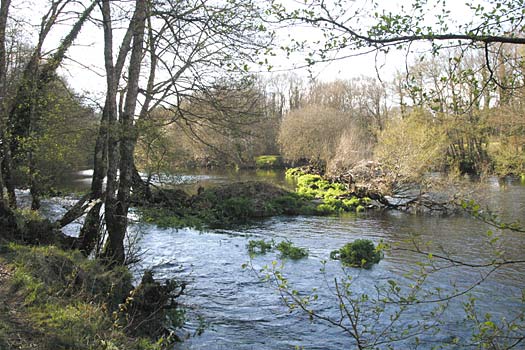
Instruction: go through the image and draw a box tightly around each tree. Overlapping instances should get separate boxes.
[0,0,11,209]
[0,0,96,210]
[271,0,525,54]
[279,104,349,167]
[58,0,273,264]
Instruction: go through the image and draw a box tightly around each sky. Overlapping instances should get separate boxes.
[13,0,479,99]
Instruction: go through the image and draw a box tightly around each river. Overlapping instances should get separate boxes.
[47,169,525,349]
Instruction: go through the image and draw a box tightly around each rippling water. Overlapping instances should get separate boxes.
[47,170,525,349]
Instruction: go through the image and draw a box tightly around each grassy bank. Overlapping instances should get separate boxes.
[0,243,178,350]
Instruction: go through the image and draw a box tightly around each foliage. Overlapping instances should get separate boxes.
[488,141,525,176]
[275,240,309,259]
[296,174,347,200]
[288,168,371,213]
[135,78,281,170]
[247,239,275,255]
[137,182,325,229]
[247,239,308,259]
[137,207,204,230]
[278,105,349,167]
[11,76,97,192]
[285,167,306,178]
[330,239,382,268]
[255,155,283,169]
[375,109,448,180]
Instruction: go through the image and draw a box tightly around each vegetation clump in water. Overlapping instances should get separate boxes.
[137,181,322,229]
[330,239,382,268]
[275,240,309,259]
[136,171,375,229]
[247,239,274,255]
[247,239,308,260]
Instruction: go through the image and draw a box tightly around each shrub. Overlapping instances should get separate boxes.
[374,109,448,180]
[330,239,382,268]
[278,105,348,166]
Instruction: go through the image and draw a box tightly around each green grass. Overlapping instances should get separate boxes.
[0,244,170,350]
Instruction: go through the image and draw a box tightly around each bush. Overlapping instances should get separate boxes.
[375,109,448,180]
[330,239,382,268]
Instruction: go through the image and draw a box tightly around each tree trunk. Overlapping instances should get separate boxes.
[0,0,14,208]
[103,0,147,265]
[0,0,9,203]
[72,1,135,256]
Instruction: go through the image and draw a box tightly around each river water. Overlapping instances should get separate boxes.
[51,170,525,349]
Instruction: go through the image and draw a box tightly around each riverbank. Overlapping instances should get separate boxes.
[0,242,181,350]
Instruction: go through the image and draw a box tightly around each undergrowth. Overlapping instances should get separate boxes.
[0,244,178,350]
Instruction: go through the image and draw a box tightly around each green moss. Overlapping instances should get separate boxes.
[330,239,382,268]
[285,167,306,179]
[285,168,371,215]
[255,155,283,169]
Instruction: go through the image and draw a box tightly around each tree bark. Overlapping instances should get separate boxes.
[0,0,11,206]
[103,0,147,265]
[74,0,135,255]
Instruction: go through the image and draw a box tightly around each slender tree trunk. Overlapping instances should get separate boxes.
[74,2,135,255]
[103,0,147,265]
[0,0,10,208]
